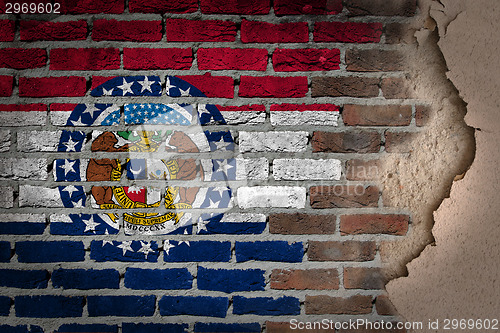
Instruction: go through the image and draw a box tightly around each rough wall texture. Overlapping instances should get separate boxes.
[0,0,481,332]
[388,0,500,330]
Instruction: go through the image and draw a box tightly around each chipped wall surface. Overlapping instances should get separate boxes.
[388,0,500,329]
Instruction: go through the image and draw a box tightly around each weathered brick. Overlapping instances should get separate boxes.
[88,296,155,317]
[124,48,192,70]
[273,159,341,180]
[0,213,46,235]
[310,185,379,208]
[239,76,308,98]
[345,0,417,16]
[16,241,85,263]
[381,77,414,99]
[198,48,268,71]
[340,214,409,235]
[195,323,260,333]
[312,131,381,153]
[241,20,308,43]
[0,241,10,262]
[124,268,192,290]
[206,104,266,125]
[376,295,399,315]
[271,269,339,290]
[240,131,308,152]
[50,48,119,71]
[163,241,230,262]
[343,105,412,126]
[273,48,340,71]
[0,20,14,41]
[20,20,87,41]
[0,48,46,69]
[312,76,379,97]
[0,269,49,288]
[129,0,197,13]
[0,76,13,97]
[386,23,417,44]
[91,76,117,90]
[52,269,119,290]
[274,0,342,15]
[346,49,406,72]
[19,77,86,97]
[58,324,118,333]
[270,103,340,126]
[234,297,300,316]
[201,0,270,14]
[19,185,63,208]
[416,105,431,126]
[269,213,336,234]
[15,296,84,318]
[0,296,10,316]
[235,241,303,262]
[60,0,124,14]
[91,240,159,262]
[346,159,381,180]
[198,267,265,293]
[166,19,236,42]
[0,158,47,180]
[92,19,162,42]
[385,132,418,153]
[17,131,61,152]
[124,323,188,333]
[0,130,10,152]
[235,157,268,180]
[178,74,233,98]
[344,267,385,289]
[0,187,13,208]
[0,104,47,126]
[305,295,373,314]
[314,22,383,43]
[238,186,306,209]
[159,296,228,318]
[308,241,376,261]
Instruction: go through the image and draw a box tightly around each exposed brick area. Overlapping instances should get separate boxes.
[344,267,385,289]
[343,105,412,126]
[346,49,406,72]
[381,77,414,99]
[312,76,379,97]
[270,269,339,290]
[385,132,419,153]
[346,159,381,181]
[340,214,410,235]
[305,295,373,314]
[269,213,336,234]
[310,185,379,208]
[314,22,383,43]
[345,0,417,16]
[312,131,381,153]
[308,241,376,261]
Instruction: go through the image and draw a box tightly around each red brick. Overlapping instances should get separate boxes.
[129,0,197,13]
[269,213,336,234]
[266,322,333,333]
[91,76,117,90]
[198,48,268,71]
[241,20,308,43]
[270,103,339,111]
[312,131,381,153]
[385,132,418,153]
[376,295,399,316]
[305,295,372,315]
[345,0,416,16]
[166,19,237,42]
[200,0,270,14]
[0,104,46,111]
[310,185,379,208]
[178,74,234,98]
[60,0,124,13]
[239,76,308,98]
[273,49,340,71]
[50,103,78,112]
[340,214,409,235]
[312,76,379,97]
[19,77,86,97]
[314,22,383,43]
[271,269,339,290]
[308,241,376,261]
[416,105,431,126]
[20,20,87,41]
[0,20,14,41]
[0,48,46,69]
[343,104,412,126]
[346,49,406,72]
[346,159,381,181]
[124,48,192,70]
[0,76,13,97]
[344,267,385,289]
[50,48,120,71]
[381,77,414,99]
[92,19,162,42]
[274,0,342,15]
[386,23,417,44]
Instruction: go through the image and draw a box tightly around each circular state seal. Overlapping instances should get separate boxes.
[58,76,235,236]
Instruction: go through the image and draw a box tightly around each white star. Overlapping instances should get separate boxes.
[64,137,78,152]
[213,187,229,199]
[62,185,79,196]
[138,76,154,93]
[82,105,101,118]
[102,87,114,96]
[82,215,100,233]
[117,78,134,95]
[165,78,175,95]
[117,241,134,255]
[138,241,155,258]
[179,87,191,97]
[102,230,114,246]
[215,160,234,174]
[69,119,86,126]
[212,138,231,151]
[205,197,220,209]
[197,218,208,234]
[198,105,212,116]
[72,197,84,208]
[59,160,76,176]
[178,238,190,247]
[164,240,175,255]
